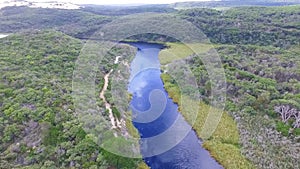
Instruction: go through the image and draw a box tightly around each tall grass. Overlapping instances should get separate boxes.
[159,43,213,65]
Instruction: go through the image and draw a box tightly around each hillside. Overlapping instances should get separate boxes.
[0,30,144,169]
[0,3,299,169]
[158,5,300,169]
[0,6,111,38]
[170,0,300,9]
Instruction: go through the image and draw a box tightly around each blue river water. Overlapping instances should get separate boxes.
[127,42,223,169]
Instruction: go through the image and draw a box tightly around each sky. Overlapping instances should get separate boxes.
[29,0,215,5]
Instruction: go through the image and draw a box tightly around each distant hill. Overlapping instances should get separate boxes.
[80,4,175,16]
[170,0,300,8]
[0,6,111,38]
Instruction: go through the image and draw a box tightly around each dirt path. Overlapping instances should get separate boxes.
[99,69,117,129]
[99,56,123,129]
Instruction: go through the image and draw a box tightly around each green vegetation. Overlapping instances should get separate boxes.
[0,6,112,38]
[159,7,300,165]
[125,117,140,139]
[169,1,300,9]
[0,30,143,168]
[1,3,300,169]
[159,43,213,65]
[161,73,254,169]
[82,4,176,16]
[160,38,300,168]
[178,6,300,48]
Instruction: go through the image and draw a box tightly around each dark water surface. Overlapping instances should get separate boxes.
[128,42,223,169]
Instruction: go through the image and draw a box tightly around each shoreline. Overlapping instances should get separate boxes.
[160,73,254,168]
[158,42,254,168]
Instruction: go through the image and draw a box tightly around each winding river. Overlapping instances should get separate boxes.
[128,42,223,169]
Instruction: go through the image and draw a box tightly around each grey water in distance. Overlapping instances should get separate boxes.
[127,42,223,169]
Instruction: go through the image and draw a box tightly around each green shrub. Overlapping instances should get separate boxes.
[276,121,290,136]
[293,128,300,136]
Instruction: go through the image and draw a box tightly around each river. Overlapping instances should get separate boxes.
[127,42,223,169]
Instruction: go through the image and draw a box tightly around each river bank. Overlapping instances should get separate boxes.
[97,46,150,168]
[159,43,254,169]
[99,56,128,135]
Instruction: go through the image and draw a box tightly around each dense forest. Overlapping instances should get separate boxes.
[0,31,146,168]
[160,43,300,168]
[179,6,300,48]
[159,6,300,168]
[0,2,300,169]
[170,0,300,9]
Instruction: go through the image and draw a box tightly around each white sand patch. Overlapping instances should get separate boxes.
[0,0,81,10]
[0,34,9,38]
[30,2,81,9]
[114,56,122,64]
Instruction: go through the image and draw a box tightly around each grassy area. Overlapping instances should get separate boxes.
[158,42,214,65]
[159,43,254,169]
[125,111,150,169]
[136,162,150,169]
[161,73,254,169]
[125,115,140,139]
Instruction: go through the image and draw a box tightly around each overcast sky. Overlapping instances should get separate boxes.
[30,0,214,5]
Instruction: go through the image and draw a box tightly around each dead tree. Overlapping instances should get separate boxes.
[274,105,297,123]
[293,111,300,128]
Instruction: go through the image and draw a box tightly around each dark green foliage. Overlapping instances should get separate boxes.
[178,6,300,48]
[112,107,121,120]
[294,128,300,136]
[170,1,300,8]
[276,121,290,136]
[0,30,142,168]
[43,125,62,146]
[102,149,139,169]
